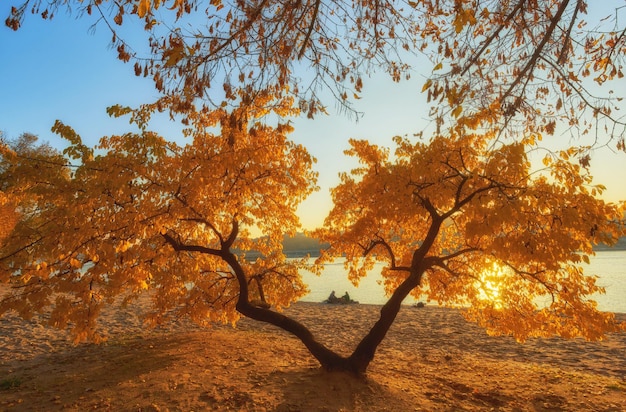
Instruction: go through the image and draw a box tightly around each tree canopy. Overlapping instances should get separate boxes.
[0,98,317,343]
[6,0,626,147]
[1,119,624,373]
[315,132,625,347]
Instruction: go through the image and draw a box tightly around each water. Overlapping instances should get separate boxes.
[299,250,626,313]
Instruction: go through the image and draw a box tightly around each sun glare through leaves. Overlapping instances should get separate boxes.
[475,260,508,311]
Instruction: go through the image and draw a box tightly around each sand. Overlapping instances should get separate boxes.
[1,297,625,411]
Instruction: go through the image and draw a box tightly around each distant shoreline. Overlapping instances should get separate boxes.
[297,300,626,316]
[275,232,626,257]
[284,244,626,258]
[593,239,626,252]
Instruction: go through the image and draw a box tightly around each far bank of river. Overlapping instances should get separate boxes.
[297,250,626,314]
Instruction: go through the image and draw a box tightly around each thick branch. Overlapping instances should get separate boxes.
[556,0,581,64]
[298,0,322,59]
[501,0,572,102]
[362,237,407,271]
[348,256,437,373]
[220,250,350,371]
[161,232,222,257]
[222,217,239,249]
[460,0,527,77]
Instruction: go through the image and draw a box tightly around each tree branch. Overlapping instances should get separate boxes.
[362,237,407,271]
[161,232,222,257]
[556,0,581,64]
[298,0,322,59]
[501,0,572,103]
[460,0,527,77]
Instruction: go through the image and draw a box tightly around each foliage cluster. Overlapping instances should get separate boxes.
[6,1,626,147]
[1,99,316,343]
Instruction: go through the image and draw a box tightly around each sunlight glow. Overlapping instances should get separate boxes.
[477,261,509,309]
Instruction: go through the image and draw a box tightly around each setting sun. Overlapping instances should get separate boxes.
[476,261,509,309]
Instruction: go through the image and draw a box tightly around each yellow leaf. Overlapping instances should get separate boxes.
[542,155,552,166]
[568,71,580,82]
[433,62,443,71]
[137,0,150,18]
[451,105,463,118]
[454,14,465,33]
[163,46,185,67]
[421,79,432,93]
[466,9,477,26]
[555,98,563,111]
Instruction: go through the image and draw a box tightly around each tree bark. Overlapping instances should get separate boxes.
[347,270,423,374]
[223,250,355,371]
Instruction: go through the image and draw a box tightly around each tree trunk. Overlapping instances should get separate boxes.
[165,223,430,374]
[345,219,440,373]
[346,271,422,374]
[224,250,354,371]
[235,300,357,371]
[224,238,429,375]
[233,251,424,374]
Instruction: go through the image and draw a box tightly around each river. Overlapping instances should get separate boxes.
[298,250,626,313]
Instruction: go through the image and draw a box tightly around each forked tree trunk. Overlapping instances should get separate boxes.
[165,200,447,374]
[165,224,431,374]
[226,250,425,375]
[220,209,445,375]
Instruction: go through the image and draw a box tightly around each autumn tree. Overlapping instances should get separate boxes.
[2,111,624,373]
[0,132,17,243]
[0,193,17,244]
[0,96,319,342]
[0,133,62,244]
[2,0,626,375]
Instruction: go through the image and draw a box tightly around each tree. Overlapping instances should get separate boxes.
[6,1,626,148]
[0,133,64,244]
[0,132,18,243]
[2,115,624,373]
[2,0,626,376]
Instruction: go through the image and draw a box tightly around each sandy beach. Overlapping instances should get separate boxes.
[1,297,625,411]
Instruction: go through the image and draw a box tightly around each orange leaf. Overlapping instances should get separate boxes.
[137,0,150,18]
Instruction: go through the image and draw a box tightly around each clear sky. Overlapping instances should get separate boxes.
[1,5,625,231]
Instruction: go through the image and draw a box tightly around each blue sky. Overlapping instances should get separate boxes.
[1,4,625,230]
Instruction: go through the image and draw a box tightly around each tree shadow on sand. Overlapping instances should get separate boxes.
[1,333,182,410]
[267,368,416,411]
